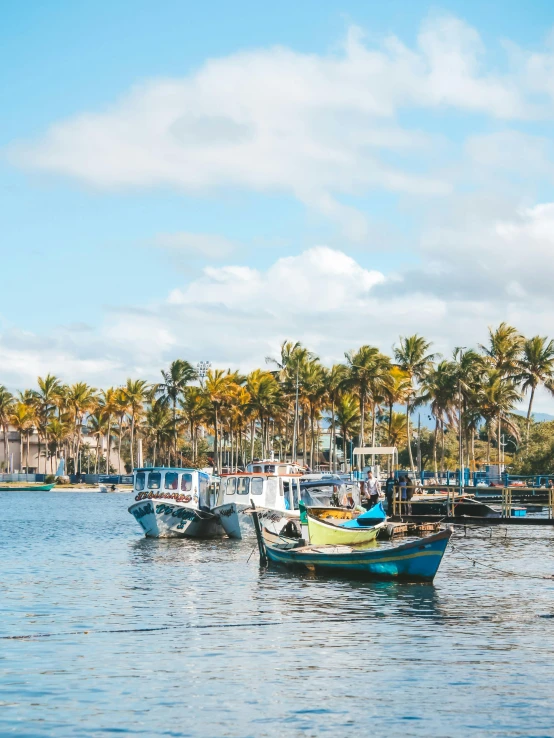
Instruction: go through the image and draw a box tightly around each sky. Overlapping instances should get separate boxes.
[2,0,554,409]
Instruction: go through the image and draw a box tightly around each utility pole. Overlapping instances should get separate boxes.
[292,366,299,463]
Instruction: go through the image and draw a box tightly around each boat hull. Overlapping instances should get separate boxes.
[128,499,224,538]
[0,483,56,492]
[214,502,298,540]
[307,515,385,546]
[264,529,452,582]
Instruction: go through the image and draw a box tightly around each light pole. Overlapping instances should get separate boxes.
[196,360,211,387]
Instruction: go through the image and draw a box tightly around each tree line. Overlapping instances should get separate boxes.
[0,323,553,476]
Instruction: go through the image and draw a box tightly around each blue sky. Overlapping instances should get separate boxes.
[2,1,554,408]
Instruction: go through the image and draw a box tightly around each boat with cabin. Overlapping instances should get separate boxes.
[213,460,303,539]
[128,467,223,538]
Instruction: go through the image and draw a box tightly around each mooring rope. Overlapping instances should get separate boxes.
[449,543,554,580]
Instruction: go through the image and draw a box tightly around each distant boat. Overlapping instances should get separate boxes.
[259,526,453,582]
[307,503,387,546]
[0,483,56,492]
[128,467,223,538]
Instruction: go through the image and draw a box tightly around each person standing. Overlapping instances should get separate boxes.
[364,470,381,509]
[385,473,396,513]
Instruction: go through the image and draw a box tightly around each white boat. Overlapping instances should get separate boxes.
[99,484,118,493]
[213,461,303,539]
[128,467,223,538]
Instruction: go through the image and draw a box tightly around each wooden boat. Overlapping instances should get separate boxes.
[307,503,387,546]
[0,483,55,491]
[259,526,453,582]
[128,467,223,538]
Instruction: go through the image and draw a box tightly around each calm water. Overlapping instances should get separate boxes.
[1,492,554,737]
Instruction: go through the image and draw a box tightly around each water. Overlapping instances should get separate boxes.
[1,492,554,738]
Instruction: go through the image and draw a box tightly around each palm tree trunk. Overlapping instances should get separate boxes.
[250,419,255,462]
[440,420,445,471]
[118,421,123,474]
[433,419,438,477]
[130,414,135,470]
[526,385,535,441]
[95,437,100,474]
[497,413,501,464]
[26,432,30,474]
[371,401,377,467]
[106,418,112,474]
[388,401,393,445]
[359,395,365,470]
[330,399,335,472]
[406,400,415,472]
[214,406,219,473]
[302,411,307,467]
[310,406,315,469]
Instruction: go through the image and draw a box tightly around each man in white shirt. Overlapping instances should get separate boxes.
[364,471,381,509]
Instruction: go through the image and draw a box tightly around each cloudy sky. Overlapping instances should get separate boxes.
[2,0,554,408]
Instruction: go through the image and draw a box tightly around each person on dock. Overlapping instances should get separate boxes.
[385,473,395,513]
[364,471,381,509]
[405,476,414,514]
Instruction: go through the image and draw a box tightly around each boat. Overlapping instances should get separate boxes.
[128,467,223,538]
[0,483,56,492]
[99,484,118,493]
[257,521,453,582]
[306,503,387,546]
[213,461,304,539]
[407,495,526,518]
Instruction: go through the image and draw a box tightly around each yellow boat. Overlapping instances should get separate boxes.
[307,509,386,546]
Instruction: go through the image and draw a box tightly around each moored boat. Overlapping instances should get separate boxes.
[0,483,56,491]
[258,524,453,582]
[128,467,223,538]
[306,503,387,546]
[213,460,303,539]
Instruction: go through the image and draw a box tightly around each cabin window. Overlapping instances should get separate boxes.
[236,477,250,495]
[250,477,263,495]
[225,477,236,495]
[252,465,263,473]
[135,472,146,491]
[265,465,275,473]
[148,472,161,490]
[293,480,300,508]
[165,472,178,490]
[181,473,193,491]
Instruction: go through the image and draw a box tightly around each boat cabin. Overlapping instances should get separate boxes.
[217,472,302,511]
[133,467,216,510]
[245,460,303,476]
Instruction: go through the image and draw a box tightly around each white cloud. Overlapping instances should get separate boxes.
[153,232,236,260]
[9,14,544,238]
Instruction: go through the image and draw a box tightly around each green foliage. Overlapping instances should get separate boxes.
[510,421,554,475]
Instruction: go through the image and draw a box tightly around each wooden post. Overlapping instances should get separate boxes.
[549,489,554,520]
[250,500,268,566]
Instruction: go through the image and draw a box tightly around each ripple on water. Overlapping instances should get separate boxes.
[0,491,554,737]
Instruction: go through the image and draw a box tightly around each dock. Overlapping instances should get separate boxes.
[389,514,554,527]
[379,520,442,539]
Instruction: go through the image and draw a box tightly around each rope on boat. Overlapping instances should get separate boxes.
[449,543,554,580]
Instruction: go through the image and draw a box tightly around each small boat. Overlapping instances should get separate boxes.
[306,503,387,546]
[128,467,223,538]
[0,483,56,492]
[257,522,453,582]
[408,495,526,518]
[212,461,303,539]
[99,484,118,493]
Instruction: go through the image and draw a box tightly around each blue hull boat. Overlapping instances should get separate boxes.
[261,528,452,582]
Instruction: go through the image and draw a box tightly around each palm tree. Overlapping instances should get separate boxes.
[121,379,150,470]
[335,393,360,470]
[98,388,118,474]
[204,369,234,473]
[419,361,457,475]
[382,367,411,447]
[480,370,521,463]
[66,382,97,474]
[180,387,209,463]
[11,401,34,473]
[155,359,197,464]
[344,346,391,469]
[0,386,14,471]
[301,361,327,469]
[384,411,408,449]
[46,418,72,473]
[114,388,130,473]
[246,369,280,461]
[34,374,61,473]
[480,322,523,377]
[88,408,109,473]
[394,335,436,472]
[144,400,173,466]
[326,364,348,472]
[517,336,554,439]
